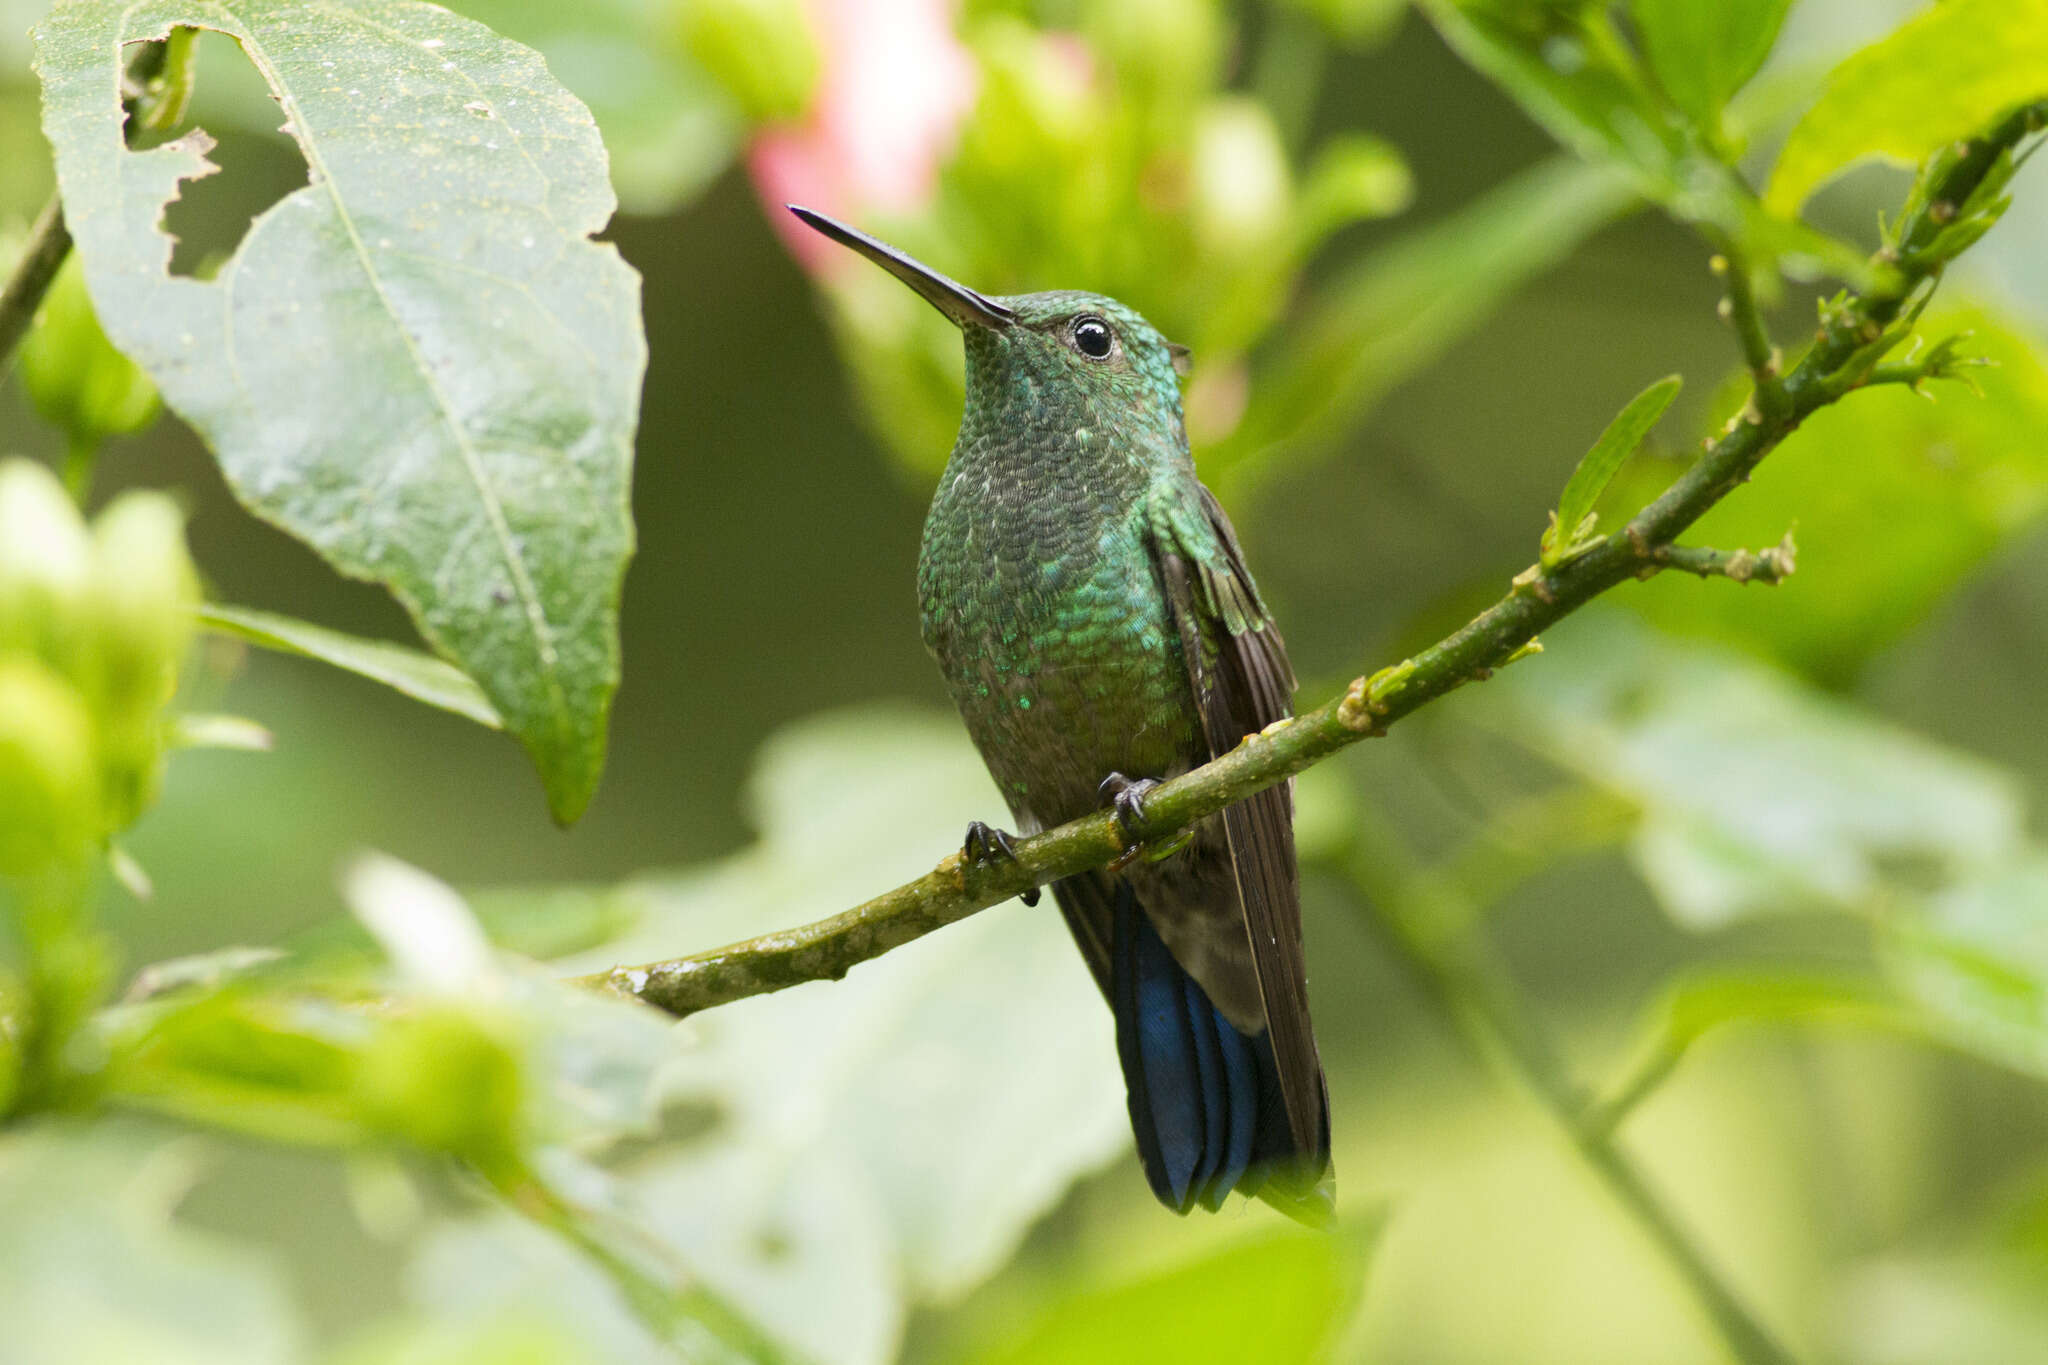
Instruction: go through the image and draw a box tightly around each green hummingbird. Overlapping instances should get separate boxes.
[792,207,1331,1223]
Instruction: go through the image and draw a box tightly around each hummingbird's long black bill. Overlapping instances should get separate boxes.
[789,205,1014,331]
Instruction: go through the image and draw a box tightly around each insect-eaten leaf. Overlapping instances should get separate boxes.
[35,0,645,824]
[1540,374,1681,569]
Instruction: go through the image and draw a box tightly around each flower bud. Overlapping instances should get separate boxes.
[679,0,820,125]
[81,492,199,829]
[1298,133,1414,242]
[0,458,91,666]
[1191,98,1292,255]
[0,656,100,876]
[17,258,160,453]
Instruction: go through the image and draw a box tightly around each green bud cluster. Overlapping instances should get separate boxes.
[0,458,198,876]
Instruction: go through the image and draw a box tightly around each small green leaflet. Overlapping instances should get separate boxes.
[1540,374,1681,569]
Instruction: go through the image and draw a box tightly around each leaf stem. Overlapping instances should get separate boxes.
[577,107,2045,1025]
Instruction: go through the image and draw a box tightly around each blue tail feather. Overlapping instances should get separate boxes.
[1111,882,1292,1213]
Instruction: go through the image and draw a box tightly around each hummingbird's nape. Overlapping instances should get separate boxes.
[787,206,1013,331]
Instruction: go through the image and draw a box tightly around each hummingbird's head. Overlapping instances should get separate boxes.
[788,206,1192,450]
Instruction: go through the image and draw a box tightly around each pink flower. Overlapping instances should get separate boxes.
[753,0,979,270]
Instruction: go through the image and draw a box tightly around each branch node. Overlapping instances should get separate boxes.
[1510,564,1557,604]
[1337,675,1381,734]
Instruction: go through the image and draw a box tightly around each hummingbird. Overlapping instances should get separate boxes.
[792,207,1332,1223]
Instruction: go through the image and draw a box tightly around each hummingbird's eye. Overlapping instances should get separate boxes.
[1071,316,1115,359]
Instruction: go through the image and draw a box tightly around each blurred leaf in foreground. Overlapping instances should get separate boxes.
[487,708,1132,1365]
[971,1225,1376,1365]
[36,0,644,823]
[1884,857,2048,1081]
[1481,611,2025,929]
[0,1127,304,1365]
[1765,0,2048,218]
[1608,305,2048,685]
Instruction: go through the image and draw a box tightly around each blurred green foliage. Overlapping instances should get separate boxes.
[3,0,2048,1363]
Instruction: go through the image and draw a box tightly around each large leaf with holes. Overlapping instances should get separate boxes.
[35,0,643,822]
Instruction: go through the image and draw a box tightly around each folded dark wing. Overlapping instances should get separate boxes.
[1152,485,1326,1158]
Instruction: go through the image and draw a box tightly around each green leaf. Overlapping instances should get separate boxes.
[197,605,502,730]
[1629,0,1793,132]
[508,707,1132,1364]
[1609,305,2048,684]
[35,0,643,824]
[0,1127,306,1365]
[974,1227,1376,1365]
[1660,969,1909,1049]
[1484,612,2025,928]
[1884,856,2048,1079]
[1764,0,2048,217]
[1541,373,1680,568]
[1214,156,1637,485]
[1421,2,1689,198]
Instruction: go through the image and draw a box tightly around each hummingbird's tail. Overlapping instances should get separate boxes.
[1110,881,1328,1220]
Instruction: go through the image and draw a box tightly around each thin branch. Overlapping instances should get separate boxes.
[1653,532,1797,585]
[578,103,2047,1022]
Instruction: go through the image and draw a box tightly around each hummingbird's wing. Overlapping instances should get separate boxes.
[1151,485,1328,1162]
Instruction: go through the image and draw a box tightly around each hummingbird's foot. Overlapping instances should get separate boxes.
[962,821,1040,906]
[1097,773,1163,872]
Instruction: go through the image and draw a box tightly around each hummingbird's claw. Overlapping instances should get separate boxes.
[1098,773,1163,871]
[963,820,1040,906]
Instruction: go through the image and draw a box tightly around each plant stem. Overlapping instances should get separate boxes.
[0,194,71,376]
[1339,816,1798,1365]
[578,105,2046,1021]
